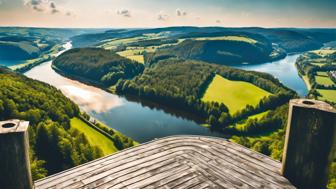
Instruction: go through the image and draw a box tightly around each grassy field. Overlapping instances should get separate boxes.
[202,74,271,113]
[317,71,329,77]
[70,117,118,155]
[311,62,325,67]
[318,89,336,103]
[194,36,257,44]
[312,49,336,57]
[236,111,269,131]
[117,49,144,64]
[315,75,334,86]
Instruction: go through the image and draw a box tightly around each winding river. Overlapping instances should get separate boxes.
[24,42,226,142]
[2,42,308,143]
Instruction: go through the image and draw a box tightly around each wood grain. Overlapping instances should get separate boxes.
[34,136,296,189]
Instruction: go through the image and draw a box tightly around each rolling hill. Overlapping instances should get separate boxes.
[53,48,144,86]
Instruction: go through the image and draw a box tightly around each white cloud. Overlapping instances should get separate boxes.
[23,0,61,14]
[50,1,59,14]
[117,9,131,17]
[176,8,187,16]
[216,19,221,23]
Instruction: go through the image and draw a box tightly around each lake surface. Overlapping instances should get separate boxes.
[234,54,308,96]
[24,43,225,142]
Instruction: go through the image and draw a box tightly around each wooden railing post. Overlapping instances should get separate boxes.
[282,99,336,189]
[0,120,33,189]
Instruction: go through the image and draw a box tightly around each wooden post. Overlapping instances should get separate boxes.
[282,99,336,189]
[0,120,33,189]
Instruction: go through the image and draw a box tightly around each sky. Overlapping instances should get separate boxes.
[0,0,335,28]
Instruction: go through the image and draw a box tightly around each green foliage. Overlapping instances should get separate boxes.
[328,161,336,189]
[202,74,272,113]
[231,104,289,159]
[295,49,336,104]
[35,120,102,174]
[0,67,103,179]
[0,41,40,60]
[116,58,294,129]
[53,48,144,86]
[144,38,278,66]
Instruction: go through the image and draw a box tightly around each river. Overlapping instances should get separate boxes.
[24,42,225,142]
[234,54,308,96]
[6,42,308,143]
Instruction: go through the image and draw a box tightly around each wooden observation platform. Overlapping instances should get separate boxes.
[34,136,295,189]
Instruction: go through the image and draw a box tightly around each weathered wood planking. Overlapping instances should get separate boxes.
[34,136,296,189]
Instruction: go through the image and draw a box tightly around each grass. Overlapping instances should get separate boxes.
[194,36,257,44]
[236,111,269,131]
[315,75,334,86]
[99,37,145,49]
[311,63,325,67]
[312,49,336,57]
[117,49,145,64]
[318,89,336,103]
[70,117,118,155]
[202,74,272,114]
[317,71,329,77]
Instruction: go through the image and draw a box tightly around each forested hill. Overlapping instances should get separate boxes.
[0,67,134,180]
[144,36,284,66]
[70,27,336,53]
[53,48,144,86]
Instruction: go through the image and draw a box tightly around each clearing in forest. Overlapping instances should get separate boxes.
[70,117,118,155]
[202,74,271,113]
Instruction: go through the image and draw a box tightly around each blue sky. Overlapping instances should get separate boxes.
[0,0,335,28]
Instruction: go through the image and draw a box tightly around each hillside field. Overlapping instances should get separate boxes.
[315,75,335,86]
[318,89,336,103]
[70,117,117,155]
[193,36,257,44]
[117,49,144,64]
[202,74,272,113]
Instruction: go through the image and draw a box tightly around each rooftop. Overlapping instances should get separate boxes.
[34,136,295,189]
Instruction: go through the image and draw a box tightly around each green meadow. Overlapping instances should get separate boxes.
[194,36,257,44]
[235,111,270,131]
[117,49,145,64]
[70,117,118,155]
[315,75,334,86]
[318,89,336,103]
[202,74,271,113]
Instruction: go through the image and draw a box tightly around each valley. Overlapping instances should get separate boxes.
[1,26,335,187]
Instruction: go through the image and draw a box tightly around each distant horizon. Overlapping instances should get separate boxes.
[0,0,335,28]
[1,25,336,30]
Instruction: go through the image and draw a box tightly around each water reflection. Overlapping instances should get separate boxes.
[234,54,308,96]
[25,61,124,113]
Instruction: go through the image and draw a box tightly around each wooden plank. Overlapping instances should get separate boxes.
[201,137,280,169]
[34,136,295,189]
[36,138,188,188]
[59,148,186,188]
[35,137,183,187]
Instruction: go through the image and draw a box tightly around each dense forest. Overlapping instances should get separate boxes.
[0,67,133,180]
[144,37,284,66]
[116,58,295,129]
[53,48,144,86]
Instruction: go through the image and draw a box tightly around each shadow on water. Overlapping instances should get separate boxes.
[121,94,205,124]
